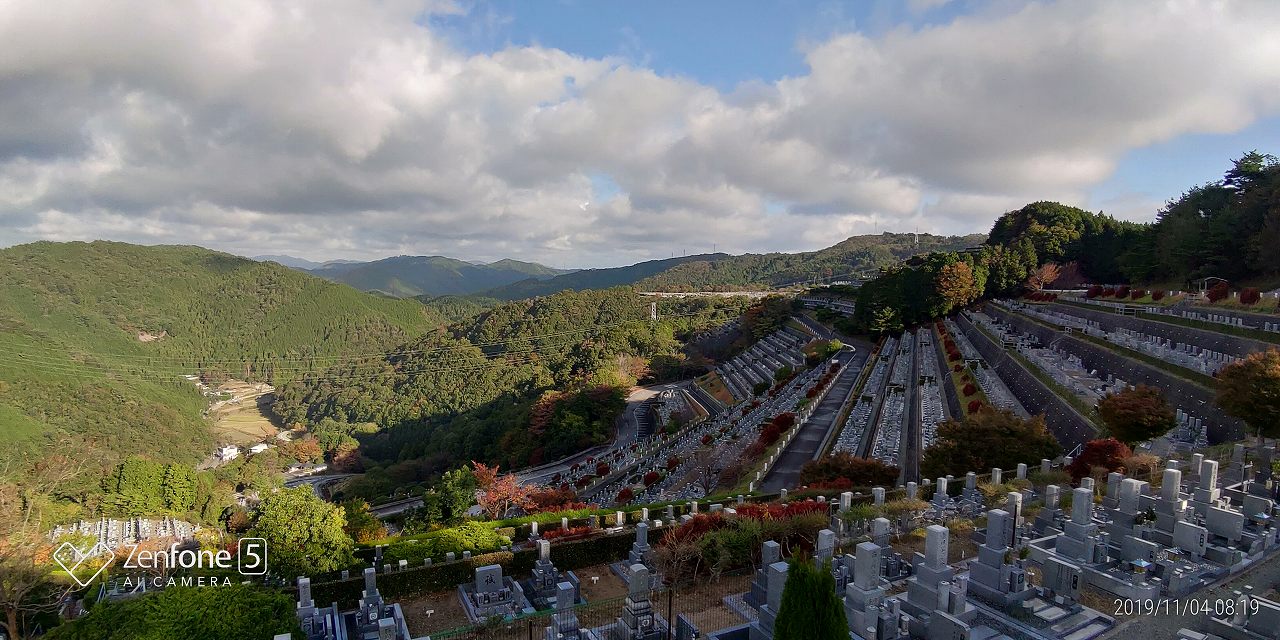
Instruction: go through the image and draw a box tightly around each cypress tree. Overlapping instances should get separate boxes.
[774,555,848,640]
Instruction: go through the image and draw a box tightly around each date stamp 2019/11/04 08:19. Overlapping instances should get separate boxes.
[1114,597,1259,617]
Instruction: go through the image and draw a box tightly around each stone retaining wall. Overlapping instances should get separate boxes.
[986,305,1245,443]
[954,314,1096,451]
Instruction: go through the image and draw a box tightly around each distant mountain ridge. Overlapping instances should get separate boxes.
[634,232,988,291]
[254,233,988,300]
[484,253,730,300]
[300,255,574,297]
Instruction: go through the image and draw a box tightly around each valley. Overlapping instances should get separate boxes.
[5,152,1280,640]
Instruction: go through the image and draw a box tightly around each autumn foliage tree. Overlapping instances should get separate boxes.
[1026,263,1062,291]
[1097,384,1177,445]
[1216,350,1280,440]
[1066,438,1132,482]
[936,260,979,309]
[922,409,1061,479]
[330,441,363,472]
[281,436,323,463]
[799,453,899,489]
[472,462,532,519]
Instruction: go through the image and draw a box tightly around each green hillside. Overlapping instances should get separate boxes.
[415,294,502,323]
[309,255,571,297]
[483,253,730,300]
[482,234,984,299]
[0,241,444,472]
[273,288,751,496]
[636,232,987,291]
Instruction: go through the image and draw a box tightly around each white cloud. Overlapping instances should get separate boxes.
[1,0,1279,266]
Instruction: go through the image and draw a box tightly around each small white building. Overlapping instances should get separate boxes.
[217,445,240,462]
[248,443,270,455]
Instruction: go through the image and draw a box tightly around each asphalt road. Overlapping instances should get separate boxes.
[761,349,868,491]
[283,473,356,497]
[795,314,836,340]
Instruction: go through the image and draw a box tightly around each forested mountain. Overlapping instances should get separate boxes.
[0,241,444,496]
[483,254,729,300]
[308,255,572,297]
[1118,151,1280,285]
[251,254,330,270]
[635,232,986,291]
[849,152,1280,334]
[415,294,502,323]
[272,288,751,496]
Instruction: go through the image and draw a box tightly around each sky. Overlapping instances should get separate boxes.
[1,0,1279,268]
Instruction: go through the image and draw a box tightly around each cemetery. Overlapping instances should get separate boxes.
[50,309,1280,640]
[983,302,1247,443]
[269,438,1280,640]
[48,516,199,548]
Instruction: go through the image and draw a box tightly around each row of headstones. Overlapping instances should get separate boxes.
[593,386,776,499]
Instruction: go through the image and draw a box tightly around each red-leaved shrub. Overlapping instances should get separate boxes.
[1207,281,1230,302]
[759,424,782,446]
[543,525,594,541]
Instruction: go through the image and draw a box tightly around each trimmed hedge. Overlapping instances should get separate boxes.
[310,532,635,608]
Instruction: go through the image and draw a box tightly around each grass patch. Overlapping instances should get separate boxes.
[786,318,813,335]
[0,403,48,445]
[695,372,738,406]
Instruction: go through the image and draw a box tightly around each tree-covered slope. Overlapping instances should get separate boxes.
[482,233,984,299]
[309,255,571,297]
[273,288,751,493]
[636,232,986,291]
[848,151,1280,334]
[0,241,444,469]
[483,254,730,300]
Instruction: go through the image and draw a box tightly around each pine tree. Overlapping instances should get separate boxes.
[774,556,848,640]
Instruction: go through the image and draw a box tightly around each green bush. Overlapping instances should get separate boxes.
[311,531,635,608]
[46,585,299,640]
[383,521,511,565]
